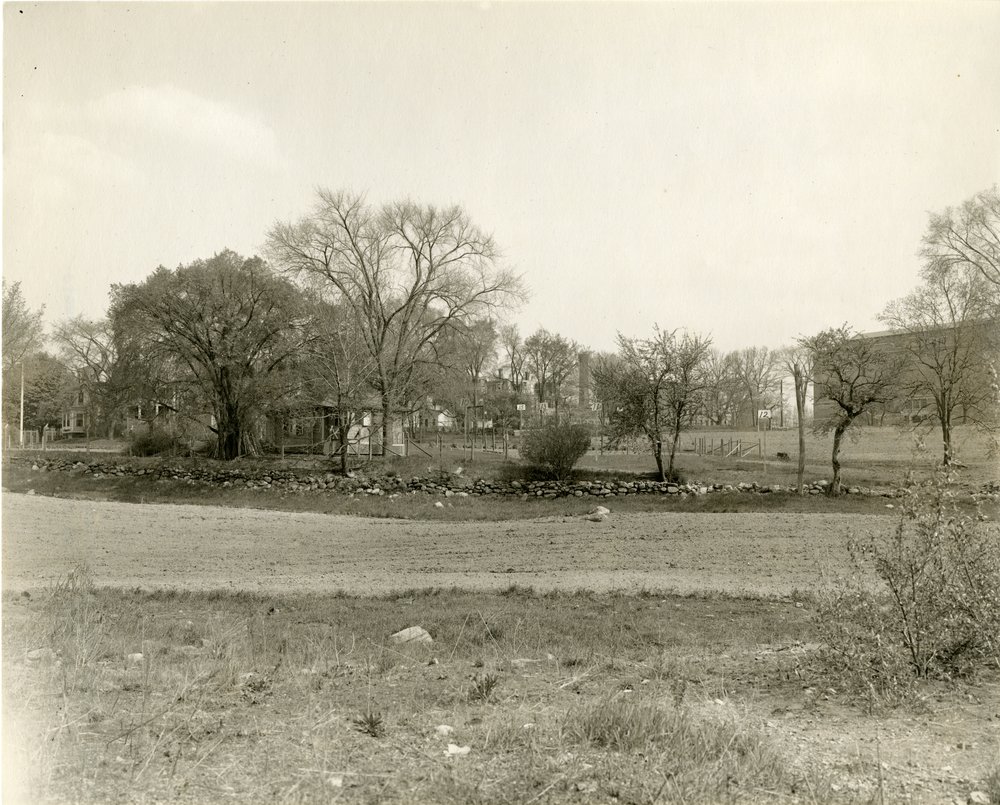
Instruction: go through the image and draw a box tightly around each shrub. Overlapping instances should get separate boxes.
[128,428,181,457]
[817,469,1000,703]
[519,421,591,480]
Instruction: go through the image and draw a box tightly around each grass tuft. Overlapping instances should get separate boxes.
[468,672,501,702]
[351,710,386,738]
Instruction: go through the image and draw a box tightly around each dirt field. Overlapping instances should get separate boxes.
[3,492,998,804]
[1,492,884,596]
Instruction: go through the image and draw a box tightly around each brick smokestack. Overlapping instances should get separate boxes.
[578,351,591,407]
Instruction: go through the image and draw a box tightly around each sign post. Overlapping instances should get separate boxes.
[758,409,771,477]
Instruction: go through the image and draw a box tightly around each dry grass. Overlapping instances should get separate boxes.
[3,571,848,804]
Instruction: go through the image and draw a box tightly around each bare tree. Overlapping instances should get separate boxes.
[701,348,745,426]
[267,190,524,452]
[880,264,997,465]
[803,325,901,495]
[922,186,1000,288]
[779,344,814,495]
[52,316,128,438]
[523,328,577,418]
[735,346,778,426]
[592,327,712,480]
[499,324,528,394]
[453,317,498,409]
[298,300,378,471]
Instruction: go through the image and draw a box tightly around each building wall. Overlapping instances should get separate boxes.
[812,323,995,426]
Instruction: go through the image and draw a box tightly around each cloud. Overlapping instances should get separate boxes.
[88,84,286,169]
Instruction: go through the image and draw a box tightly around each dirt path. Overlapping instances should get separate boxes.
[2,493,883,595]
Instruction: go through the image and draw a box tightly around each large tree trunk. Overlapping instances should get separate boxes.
[939,395,952,466]
[666,418,682,480]
[339,423,350,472]
[797,405,807,496]
[216,401,243,460]
[830,422,847,496]
[650,434,664,481]
[381,399,391,457]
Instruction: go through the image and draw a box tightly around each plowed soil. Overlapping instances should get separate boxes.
[3,492,998,804]
[2,493,881,595]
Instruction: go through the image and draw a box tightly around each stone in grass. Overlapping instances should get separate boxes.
[967,792,990,805]
[445,743,471,756]
[434,501,445,508]
[590,506,610,516]
[390,626,433,644]
[25,647,56,663]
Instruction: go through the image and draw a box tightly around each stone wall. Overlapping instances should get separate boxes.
[13,455,996,500]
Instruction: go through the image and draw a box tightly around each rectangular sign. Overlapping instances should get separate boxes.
[757,409,772,419]
[516,404,526,411]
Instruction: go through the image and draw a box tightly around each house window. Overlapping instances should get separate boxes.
[75,414,85,429]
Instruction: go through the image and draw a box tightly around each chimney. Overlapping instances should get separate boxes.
[578,351,591,407]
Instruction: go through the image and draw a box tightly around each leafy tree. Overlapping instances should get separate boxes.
[880,264,997,465]
[2,351,74,437]
[267,190,524,453]
[483,386,520,443]
[2,281,45,428]
[803,325,902,495]
[520,420,592,480]
[110,250,304,460]
[2,280,45,378]
[592,327,712,481]
[921,186,1000,288]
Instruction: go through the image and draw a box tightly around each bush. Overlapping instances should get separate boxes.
[519,421,592,480]
[817,470,1000,704]
[128,428,180,457]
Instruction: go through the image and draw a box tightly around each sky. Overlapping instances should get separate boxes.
[4,2,999,355]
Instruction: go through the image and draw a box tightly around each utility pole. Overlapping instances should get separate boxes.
[19,361,25,447]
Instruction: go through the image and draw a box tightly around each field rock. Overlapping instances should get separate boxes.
[590,506,611,516]
[967,792,990,805]
[391,626,433,644]
[25,647,55,663]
